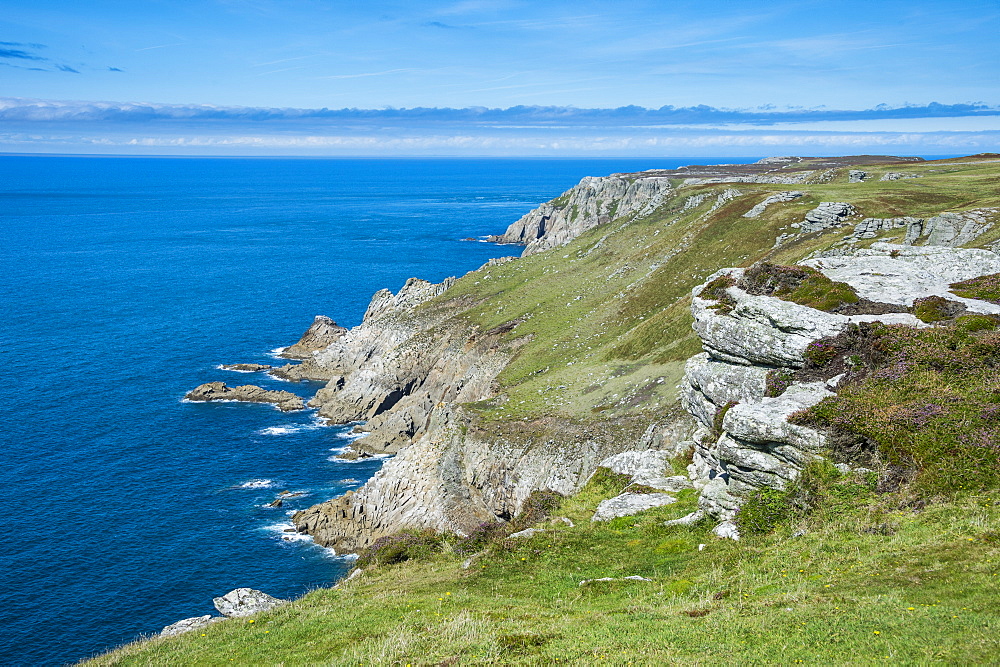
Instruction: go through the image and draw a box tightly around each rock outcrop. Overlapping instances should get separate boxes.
[797,202,857,234]
[742,191,803,218]
[292,409,674,552]
[212,588,285,618]
[680,243,1000,519]
[220,363,272,372]
[160,615,218,637]
[278,315,348,360]
[185,382,305,412]
[488,174,673,256]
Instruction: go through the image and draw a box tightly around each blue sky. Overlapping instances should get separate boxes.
[1,0,998,156]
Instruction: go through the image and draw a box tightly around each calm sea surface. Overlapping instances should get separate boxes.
[0,155,758,664]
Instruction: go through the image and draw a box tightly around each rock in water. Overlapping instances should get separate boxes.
[185,381,304,411]
[280,315,348,359]
[160,615,217,637]
[212,588,285,618]
[220,363,272,372]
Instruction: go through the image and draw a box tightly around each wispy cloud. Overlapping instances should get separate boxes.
[316,68,420,80]
[0,47,46,61]
[135,42,187,52]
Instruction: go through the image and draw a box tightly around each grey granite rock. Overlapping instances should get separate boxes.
[800,202,856,233]
[803,243,1000,311]
[742,191,803,218]
[591,492,677,522]
[880,171,920,181]
[212,588,285,618]
[220,363,272,372]
[160,615,219,637]
[185,382,305,412]
[487,174,674,255]
[279,315,348,360]
[848,170,869,183]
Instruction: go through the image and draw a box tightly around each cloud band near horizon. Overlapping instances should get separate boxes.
[1,98,998,156]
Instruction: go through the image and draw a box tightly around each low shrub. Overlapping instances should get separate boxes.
[733,488,793,535]
[792,321,1000,495]
[712,400,739,437]
[950,272,1000,303]
[764,369,795,397]
[913,295,965,323]
[699,273,737,314]
[356,530,445,568]
[739,262,860,312]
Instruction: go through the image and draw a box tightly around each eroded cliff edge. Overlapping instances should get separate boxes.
[276,154,1000,552]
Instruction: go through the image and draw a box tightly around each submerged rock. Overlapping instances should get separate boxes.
[185,381,304,412]
[212,588,285,618]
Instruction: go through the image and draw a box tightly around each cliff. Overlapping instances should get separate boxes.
[278,154,1000,551]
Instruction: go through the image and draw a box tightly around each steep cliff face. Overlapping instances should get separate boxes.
[292,407,681,552]
[680,244,1000,520]
[487,174,674,256]
[279,155,1000,551]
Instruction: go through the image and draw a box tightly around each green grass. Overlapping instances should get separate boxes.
[794,321,1000,494]
[86,155,1000,664]
[91,474,1000,665]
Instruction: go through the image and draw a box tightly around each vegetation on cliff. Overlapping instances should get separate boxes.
[88,155,1000,664]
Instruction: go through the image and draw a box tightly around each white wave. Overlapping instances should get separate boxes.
[327,452,393,463]
[214,364,255,373]
[262,522,313,542]
[258,415,328,436]
[236,478,277,490]
[267,346,288,359]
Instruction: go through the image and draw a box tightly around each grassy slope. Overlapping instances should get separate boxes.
[93,481,1000,664]
[88,156,1000,664]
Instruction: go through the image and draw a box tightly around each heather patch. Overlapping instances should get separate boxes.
[698,273,737,314]
[792,322,1000,494]
[738,262,860,312]
[951,272,1000,304]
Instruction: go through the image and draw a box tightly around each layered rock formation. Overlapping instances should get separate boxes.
[184,382,305,412]
[679,244,1000,520]
[487,174,673,256]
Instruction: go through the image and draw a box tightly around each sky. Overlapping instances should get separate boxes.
[1,0,998,156]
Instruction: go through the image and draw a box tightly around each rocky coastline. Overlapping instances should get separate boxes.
[183,154,1000,555]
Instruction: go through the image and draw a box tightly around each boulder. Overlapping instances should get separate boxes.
[212,588,285,618]
[848,170,869,183]
[160,615,218,637]
[184,382,305,412]
[799,202,856,233]
[596,450,693,493]
[591,492,677,522]
[742,191,803,218]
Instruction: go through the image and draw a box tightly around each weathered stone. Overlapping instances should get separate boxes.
[579,575,652,586]
[488,174,674,255]
[800,202,856,233]
[591,492,677,522]
[220,363,272,372]
[848,170,869,183]
[185,382,304,412]
[279,315,348,360]
[713,521,740,540]
[160,615,218,637]
[742,191,803,218]
[880,171,920,181]
[804,243,1000,311]
[508,527,543,539]
[212,588,285,618]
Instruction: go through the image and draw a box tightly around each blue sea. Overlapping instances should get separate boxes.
[0,155,758,665]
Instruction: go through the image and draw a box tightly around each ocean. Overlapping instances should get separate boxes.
[0,155,757,664]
